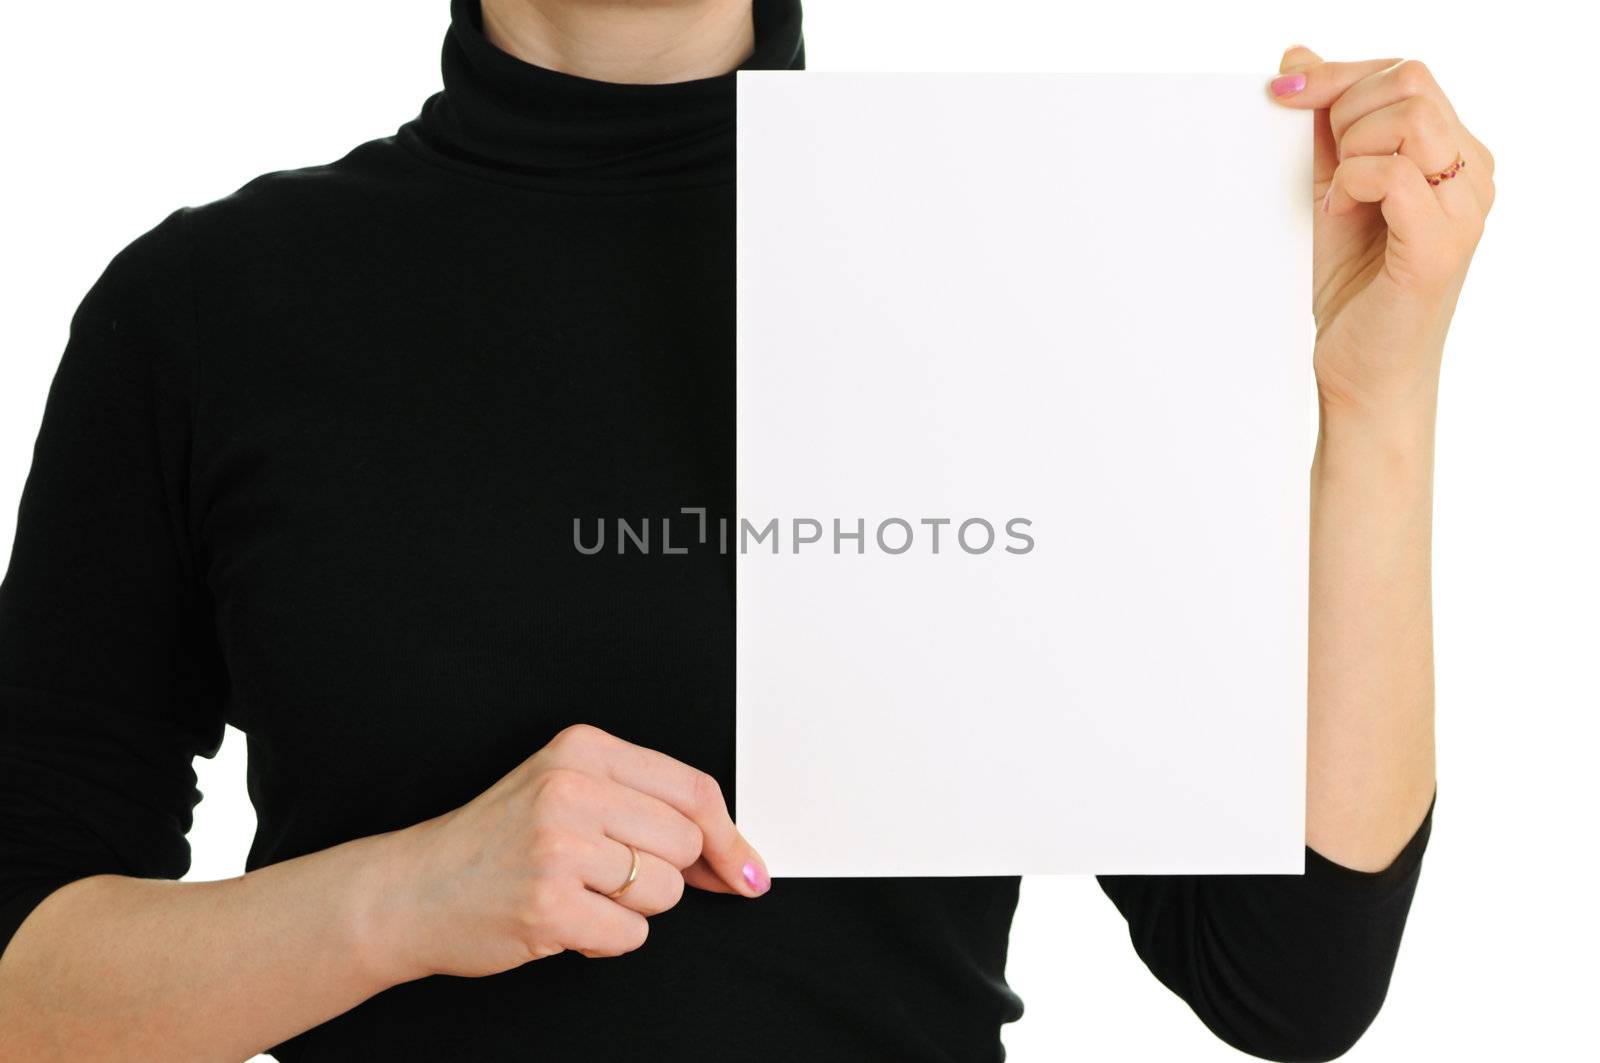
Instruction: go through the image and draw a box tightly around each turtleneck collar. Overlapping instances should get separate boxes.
[398,0,805,192]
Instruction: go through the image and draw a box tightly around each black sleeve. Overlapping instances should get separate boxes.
[0,209,227,958]
[1098,798,1433,1063]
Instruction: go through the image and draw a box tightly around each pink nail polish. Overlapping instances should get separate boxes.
[742,860,771,895]
[1270,73,1306,98]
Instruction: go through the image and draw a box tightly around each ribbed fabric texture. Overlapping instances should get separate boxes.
[400,0,802,190]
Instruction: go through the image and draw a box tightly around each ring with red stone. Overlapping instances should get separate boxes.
[1425,153,1466,187]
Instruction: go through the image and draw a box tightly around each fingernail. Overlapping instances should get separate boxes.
[1270,73,1306,98]
[741,860,771,895]
[1320,185,1332,213]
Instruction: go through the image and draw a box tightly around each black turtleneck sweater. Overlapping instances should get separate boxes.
[0,2,1433,1060]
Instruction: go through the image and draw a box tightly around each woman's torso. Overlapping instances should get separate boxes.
[184,127,1023,1060]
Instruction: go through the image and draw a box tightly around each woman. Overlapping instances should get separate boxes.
[0,0,1489,1059]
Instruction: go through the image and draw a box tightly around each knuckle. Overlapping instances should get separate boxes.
[551,722,604,756]
[1327,104,1355,144]
[1459,127,1492,176]
[527,822,579,864]
[589,917,649,957]
[622,915,651,952]
[662,869,686,909]
[669,819,705,868]
[522,939,564,963]
[514,894,561,942]
[687,770,727,816]
[514,924,551,962]
[522,876,570,920]
[634,873,686,918]
[533,766,590,809]
[1380,154,1417,185]
[1393,59,1434,95]
[684,816,708,856]
[1403,95,1449,137]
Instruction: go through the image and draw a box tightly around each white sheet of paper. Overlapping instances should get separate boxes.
[735,73,1313,877]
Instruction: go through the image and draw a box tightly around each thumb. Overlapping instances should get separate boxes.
[1269,49,1401,110]
[1279,44,1323,74]
[684,837,770,896]
[1269,45,1385,185]
[683,857,738,894]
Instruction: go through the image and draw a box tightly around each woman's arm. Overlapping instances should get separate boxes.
[0,835,401,1061]
[1308,403,1437,870]
[1282,45,1491,868]
[1099,47,1491,1062]
[0,724,768,1061]
[0,211,768,1060]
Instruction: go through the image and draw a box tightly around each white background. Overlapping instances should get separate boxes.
[0,2,1593,1060]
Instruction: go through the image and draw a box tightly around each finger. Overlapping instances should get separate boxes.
[1339,98,1485,218]
[546,724,770,897]
[581,838,685,917]
[1339,96,1455,170]
[1327,60,1492,210]
[591,780,704,869]
[1328,60,1460,144]
[1271,48,1403,186]
[1269,55,1405,110]
[1461,125,1496,212]
[1324,155,1463,290]
[604,747,770,897]
[1462,126,1495,180]
[1325,154,1439,223]
[525,766,699,874]
[682,856,739,894]
[1275,46,1338,186]
[559,888,651,959]
[1278,44,1320,75]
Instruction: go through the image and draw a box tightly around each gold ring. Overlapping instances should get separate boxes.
[606,844,640,900]
[1425,153,1467,187]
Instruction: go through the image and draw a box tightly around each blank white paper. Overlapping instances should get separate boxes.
[735,73,1313,876]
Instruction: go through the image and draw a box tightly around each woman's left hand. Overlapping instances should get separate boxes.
[1269,46,1494,423]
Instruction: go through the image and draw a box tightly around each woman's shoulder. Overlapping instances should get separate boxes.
[67,133,437,393]
[178,134,432,252]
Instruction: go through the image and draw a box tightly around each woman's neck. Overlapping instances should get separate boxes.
[479,0,755,84]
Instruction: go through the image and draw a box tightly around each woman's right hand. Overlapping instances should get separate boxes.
[368,723,771,981]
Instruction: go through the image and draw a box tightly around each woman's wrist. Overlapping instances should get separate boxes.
[1314,383,1439,477]
[338,824,438,992]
